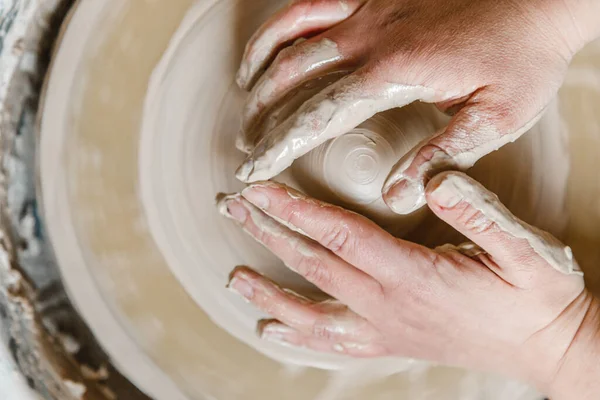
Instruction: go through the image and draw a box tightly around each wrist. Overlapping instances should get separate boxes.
[546,292,600,400]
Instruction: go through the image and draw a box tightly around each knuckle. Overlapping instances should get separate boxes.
[255,226,276,248]
[454,202,487,232]
[295,256,331,287]
[462,208,495,235]
[444,194,470,217]
[428,251,449,272]
[311,319,338,341]
[320,223,351,253]
[471,215,496,235]
[280,200,302,226]
[464,92,522,136]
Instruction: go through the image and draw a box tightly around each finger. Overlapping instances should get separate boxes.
[218,194,382,311]
[435,242,500,274]
[240,181,433,284]
[425,172,583,286]
[237,0,365,90]
[238,35,357,152]
[228,266,379,341]
[236,70,446,183]
[259,321,386,357]
[228,267,317,325]
[382,89,547,215]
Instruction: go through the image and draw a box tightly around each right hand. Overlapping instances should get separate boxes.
[220,172,599,399]
[234,0,595,214]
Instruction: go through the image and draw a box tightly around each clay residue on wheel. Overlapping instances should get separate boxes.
[0,0,149,398]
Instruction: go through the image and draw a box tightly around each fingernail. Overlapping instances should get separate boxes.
[228,276,254,300]
[429,177,464,208]
[383,179,426,215]
[235,159,254,182]
[242,186,270,210]
[261,324,295,337]
[218,196,248,222]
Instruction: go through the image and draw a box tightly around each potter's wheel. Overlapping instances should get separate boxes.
[37,0,600,399]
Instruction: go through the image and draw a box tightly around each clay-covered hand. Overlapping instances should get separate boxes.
[234,0,598,214]
[218,172,599,398]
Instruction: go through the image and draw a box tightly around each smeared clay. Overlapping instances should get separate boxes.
[236,81,451,182]
[243,37,342,127]
[430,173,582,275]
[382,109,548,215]
[239,41,346,153]
[236,0,360,90]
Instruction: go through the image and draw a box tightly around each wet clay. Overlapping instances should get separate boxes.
[428,173,581,276]
[235,81,447,183]
[37,0,600,399]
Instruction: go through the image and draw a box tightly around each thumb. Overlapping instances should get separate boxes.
[423,171,582,285]
[382,90,544,215]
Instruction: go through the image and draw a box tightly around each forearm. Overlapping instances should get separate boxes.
[547,294,600,400]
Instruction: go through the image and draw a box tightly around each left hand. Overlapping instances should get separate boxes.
[218,172,591,391]
[232,0,594,214]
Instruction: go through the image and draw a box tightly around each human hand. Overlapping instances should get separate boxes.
[218,172,597,397]
[234,0,598,214]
